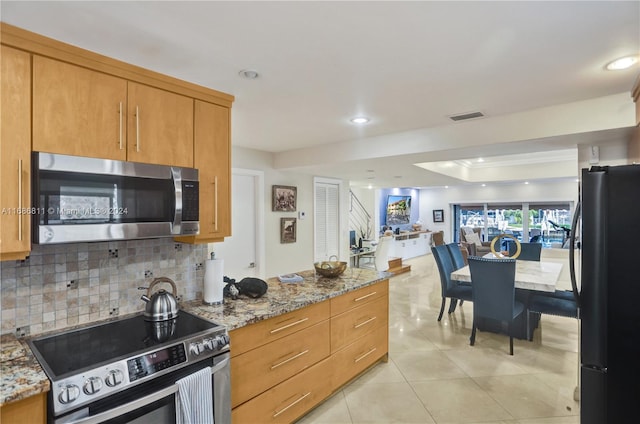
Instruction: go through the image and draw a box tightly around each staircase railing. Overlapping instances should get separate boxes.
[349,190,372,243]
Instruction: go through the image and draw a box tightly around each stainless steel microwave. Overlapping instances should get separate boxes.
[32,152,199,244]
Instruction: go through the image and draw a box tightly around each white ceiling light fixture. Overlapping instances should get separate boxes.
[238,69,260,79]
[605,55,638,70]
[350,117,370,124]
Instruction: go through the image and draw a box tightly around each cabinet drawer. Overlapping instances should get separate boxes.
[232,357,332,424]
[232,320,330,407]
[230,300,330,357]
[331,295,388,353]
[331,279,388,316]
[330,325,388,389]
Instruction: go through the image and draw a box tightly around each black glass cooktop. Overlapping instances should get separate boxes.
[30,312,217,378]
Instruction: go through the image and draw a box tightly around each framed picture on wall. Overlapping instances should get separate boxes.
[433,209,444,223]
[272,185,297,211]
[280,217,297,243]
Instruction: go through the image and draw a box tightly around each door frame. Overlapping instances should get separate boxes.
[231,168,265,278]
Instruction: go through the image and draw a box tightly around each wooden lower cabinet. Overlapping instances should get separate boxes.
[230,279,389,423]
[0,392,46,424]
[232,357,333,424]
[231,320,330,407]
[330,325,389,389]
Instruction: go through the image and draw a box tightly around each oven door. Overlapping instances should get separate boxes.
[55,353,230,424]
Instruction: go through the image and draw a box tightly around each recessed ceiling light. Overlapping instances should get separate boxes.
[524,181,529,185]
[350,117,370,124]
[605,55,638,71]
[477,158,484,163]
[481,183,486,187]
[238,69,259,79]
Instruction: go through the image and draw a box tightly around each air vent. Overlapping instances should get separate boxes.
[449,111,485,122]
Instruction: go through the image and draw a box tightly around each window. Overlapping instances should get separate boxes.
[454,202,572,248]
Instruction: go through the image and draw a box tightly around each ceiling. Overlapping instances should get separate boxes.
[3,1,639,188]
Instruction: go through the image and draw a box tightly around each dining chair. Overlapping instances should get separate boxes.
[373,235,393,271]
[527,290,578,340]
[508,242,542,261]
[431,245,472,321]
[468,256,524,355]
[431,231,445,246]
[446,243,467,269]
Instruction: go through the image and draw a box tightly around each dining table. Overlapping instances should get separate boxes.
[450,255,564,340]
[450,256,563,293]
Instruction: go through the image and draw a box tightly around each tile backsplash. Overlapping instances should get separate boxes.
[0,239,207,336]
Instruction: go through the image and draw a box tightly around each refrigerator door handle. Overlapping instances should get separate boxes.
[569,201,581,309]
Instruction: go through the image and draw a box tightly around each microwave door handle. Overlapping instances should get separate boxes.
[172,168,183,235]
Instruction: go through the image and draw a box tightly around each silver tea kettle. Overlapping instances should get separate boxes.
[140,277,179,321]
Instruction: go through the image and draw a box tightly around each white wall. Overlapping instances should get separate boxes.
[230,146,349,277]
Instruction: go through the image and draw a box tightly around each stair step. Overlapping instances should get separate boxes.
[389,264,411,275]
[388,257,403,268]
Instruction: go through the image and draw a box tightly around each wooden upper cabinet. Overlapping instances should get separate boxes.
[32,57,194,167]
[32,56,128,161]
[1,46,32,260]
[127,82,194,167]
[176,101,230,243]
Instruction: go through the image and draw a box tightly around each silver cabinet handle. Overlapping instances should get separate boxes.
[355,291,377,302]
[18,159,23,241]
[118,102,123,150]
[354,316,376,329]
[270,317,309,334]
[273,392,311,418]
[135,106,140,152]
[270,349,309,370]
[354,347,377,363]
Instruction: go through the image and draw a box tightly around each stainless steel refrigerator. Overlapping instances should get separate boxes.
[571,164,640,423]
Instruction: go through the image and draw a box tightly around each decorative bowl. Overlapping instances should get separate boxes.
[314,261,348,278]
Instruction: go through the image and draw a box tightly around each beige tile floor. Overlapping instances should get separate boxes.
[298,252,580,424]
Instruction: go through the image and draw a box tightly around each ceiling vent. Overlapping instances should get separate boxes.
[449,111,485,122]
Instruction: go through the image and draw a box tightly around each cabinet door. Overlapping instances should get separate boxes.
[177,101,230,243]
[1,46,31,260]
[0,392,46,424]
[127,82,193,167]
[32,56,127,160]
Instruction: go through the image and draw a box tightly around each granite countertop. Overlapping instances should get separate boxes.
[0,267,389,406]
[0,334,50,407]
[183,267,391,331]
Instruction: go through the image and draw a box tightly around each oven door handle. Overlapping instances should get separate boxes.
[61,358,229,424]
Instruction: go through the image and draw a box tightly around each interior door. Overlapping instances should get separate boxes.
[211,172,260,279]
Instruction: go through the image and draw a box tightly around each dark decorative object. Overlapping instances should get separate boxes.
[223,276,268,299]
[280,217,297,243]
[272,185,297,211]
[433,209,444,223]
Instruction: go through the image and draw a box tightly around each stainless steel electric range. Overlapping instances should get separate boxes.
[28,311,230,424]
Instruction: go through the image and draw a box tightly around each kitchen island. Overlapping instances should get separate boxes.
[184,267,391,423]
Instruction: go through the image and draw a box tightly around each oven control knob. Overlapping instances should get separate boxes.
[189,342,203,356]
[83,377,103,395]
[58,384,80,404]
[105,369,124,387]
[213,334,230,350]
[202,338,214,351]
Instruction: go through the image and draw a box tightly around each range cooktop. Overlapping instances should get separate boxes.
[30,311,222,379]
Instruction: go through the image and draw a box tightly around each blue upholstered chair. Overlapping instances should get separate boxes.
[527,290,578,340]
[446,243,467,269]
[431,245,472,321]
[508,242,542,261]
[468,256,524,355]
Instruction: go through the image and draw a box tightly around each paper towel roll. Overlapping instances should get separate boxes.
[204,258,224,304]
